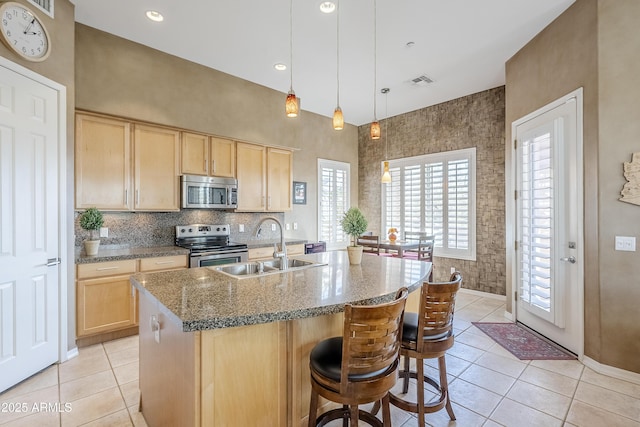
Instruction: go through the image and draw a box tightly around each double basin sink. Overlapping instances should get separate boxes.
[213,258,325,279]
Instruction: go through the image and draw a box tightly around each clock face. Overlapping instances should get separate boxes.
[0,2,50,61]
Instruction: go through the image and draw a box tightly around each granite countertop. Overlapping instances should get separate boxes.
[130,251,431,332]
[75,245,190,264]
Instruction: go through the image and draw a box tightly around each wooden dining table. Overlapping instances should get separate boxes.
[360,239,420,257]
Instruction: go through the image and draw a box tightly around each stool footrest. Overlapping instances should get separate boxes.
[390,370,450,415]
[316,407,383,427]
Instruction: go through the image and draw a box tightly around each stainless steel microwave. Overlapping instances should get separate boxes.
[181,175,238,209]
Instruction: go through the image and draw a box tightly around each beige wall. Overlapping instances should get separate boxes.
[0,0,76,353]
[506,0,640,373]
[75,24,359,243]
[596,0,640,372]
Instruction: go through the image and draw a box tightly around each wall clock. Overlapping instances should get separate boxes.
[0,1,50,62]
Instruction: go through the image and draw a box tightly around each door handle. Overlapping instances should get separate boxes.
[560,256,576,264]
[46,258,61,267]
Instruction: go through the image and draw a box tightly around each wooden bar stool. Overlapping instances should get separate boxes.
[308,287,409,427]
[377,272,462,427]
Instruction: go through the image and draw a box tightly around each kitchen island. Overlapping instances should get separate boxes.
[130,251,431,427]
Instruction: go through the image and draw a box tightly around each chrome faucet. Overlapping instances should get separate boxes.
[255,216,288,270]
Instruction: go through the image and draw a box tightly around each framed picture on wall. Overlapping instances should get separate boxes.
[293,181,306,205]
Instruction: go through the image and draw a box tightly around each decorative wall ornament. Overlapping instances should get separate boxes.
[619,152,640,206]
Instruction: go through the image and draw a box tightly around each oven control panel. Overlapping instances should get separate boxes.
[175,224,230,238]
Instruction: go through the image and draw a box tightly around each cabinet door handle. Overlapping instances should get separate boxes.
[96,266,119,271]
[125,189,128,205]
[268,196,271,209]
[204,158,207,173]
[212,159,216,173]
[154,260,175,265]
[136,189,140,205]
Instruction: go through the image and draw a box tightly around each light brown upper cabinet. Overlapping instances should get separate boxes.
[236,142,266,211]
[133,124,181,211]
[75,113,132,210]
[76,113,180,212]
[266,147,293,212]
[181,133,236,178]
[236,142,293,212]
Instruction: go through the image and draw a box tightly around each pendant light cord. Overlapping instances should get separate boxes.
[336,0,340,108]
[289,0,294,92]
[373,0,377,121]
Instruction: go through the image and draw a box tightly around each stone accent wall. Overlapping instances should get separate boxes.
[358,87,506,295]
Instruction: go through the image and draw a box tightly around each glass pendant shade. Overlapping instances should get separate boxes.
[285,90,299,117]
[381,161,391,183]
[333,107,344,130]
[370,121,381,139]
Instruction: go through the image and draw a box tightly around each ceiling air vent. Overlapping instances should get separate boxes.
[411,74,434,86]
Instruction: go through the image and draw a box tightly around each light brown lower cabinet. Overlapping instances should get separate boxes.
[248,243,304,261]
[76,255,187,340]
[138,294,344,427]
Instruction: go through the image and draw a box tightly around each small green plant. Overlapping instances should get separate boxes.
[340,207,368,247]
[79,207,104,239]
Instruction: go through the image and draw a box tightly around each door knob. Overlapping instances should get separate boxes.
[560,256,576,264]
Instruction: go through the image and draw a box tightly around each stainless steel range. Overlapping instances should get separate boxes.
[175,224,248,268]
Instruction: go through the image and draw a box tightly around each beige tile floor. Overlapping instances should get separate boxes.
[1,292,639,426]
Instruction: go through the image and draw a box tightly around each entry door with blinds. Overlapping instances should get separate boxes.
[514,90,583,355]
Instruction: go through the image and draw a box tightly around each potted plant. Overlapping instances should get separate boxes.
[340,207,368,265]
[79,207,104,256]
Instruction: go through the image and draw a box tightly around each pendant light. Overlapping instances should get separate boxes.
[332,0,344,130]
[370,0,380,139]
[381,88,391,183]
[285,0,299,118]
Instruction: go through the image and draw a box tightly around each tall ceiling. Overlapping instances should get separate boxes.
[71,0,575,126]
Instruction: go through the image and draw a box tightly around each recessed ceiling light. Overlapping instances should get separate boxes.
[319,2,336,14]
[146,10,164,22]
[274,63,287,71]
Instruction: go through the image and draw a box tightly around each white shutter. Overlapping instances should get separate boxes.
[318,159,350,250]
[447,159,470,250]
[381,148,476,260]
[518,129,554,321]
[424,161,444,247]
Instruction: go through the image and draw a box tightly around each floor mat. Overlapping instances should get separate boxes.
[471,322,576,360]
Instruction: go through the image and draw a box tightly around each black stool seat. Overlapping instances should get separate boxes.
[310,337,390,382]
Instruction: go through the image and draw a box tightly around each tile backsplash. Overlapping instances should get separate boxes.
[74,210,285,248]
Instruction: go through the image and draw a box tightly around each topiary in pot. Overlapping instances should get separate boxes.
[340,207,368,264]
[79,207,104,256]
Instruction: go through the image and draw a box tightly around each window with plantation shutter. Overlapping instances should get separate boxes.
[381,148,476,260]
[318,159,350,250]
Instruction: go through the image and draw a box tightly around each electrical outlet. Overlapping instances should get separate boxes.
[271,224,277,231]
[293,222,298,230]
[285,223,290,230]
[99,227,108,238]
[239,224,244,232]
[450,267,456,274]
[615,236,636,251]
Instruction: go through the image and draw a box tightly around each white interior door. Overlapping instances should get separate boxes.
[513,89,583,356]
[0,63,61,392]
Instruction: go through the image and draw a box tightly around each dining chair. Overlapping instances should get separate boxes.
[373,272,462,427]
[398,233,435,280]
[358,234,380,255]
[308,287,409,426]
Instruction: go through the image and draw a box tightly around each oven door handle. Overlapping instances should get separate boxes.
[193,248,248,257]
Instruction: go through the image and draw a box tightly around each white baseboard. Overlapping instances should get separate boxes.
[459,287,506,301]
[582,356,640,386]
[66,347,79,361]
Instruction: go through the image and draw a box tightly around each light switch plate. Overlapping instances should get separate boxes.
[293,222,298,230]
[271,224,277,231]
[239,224,244,232]
[285,223,290,230]
[99,227,108,238]
[615,236,636,251]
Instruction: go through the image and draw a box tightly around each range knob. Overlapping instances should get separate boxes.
[216,227,221,232]
[180,228,186,233]
[188,228,193,233]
